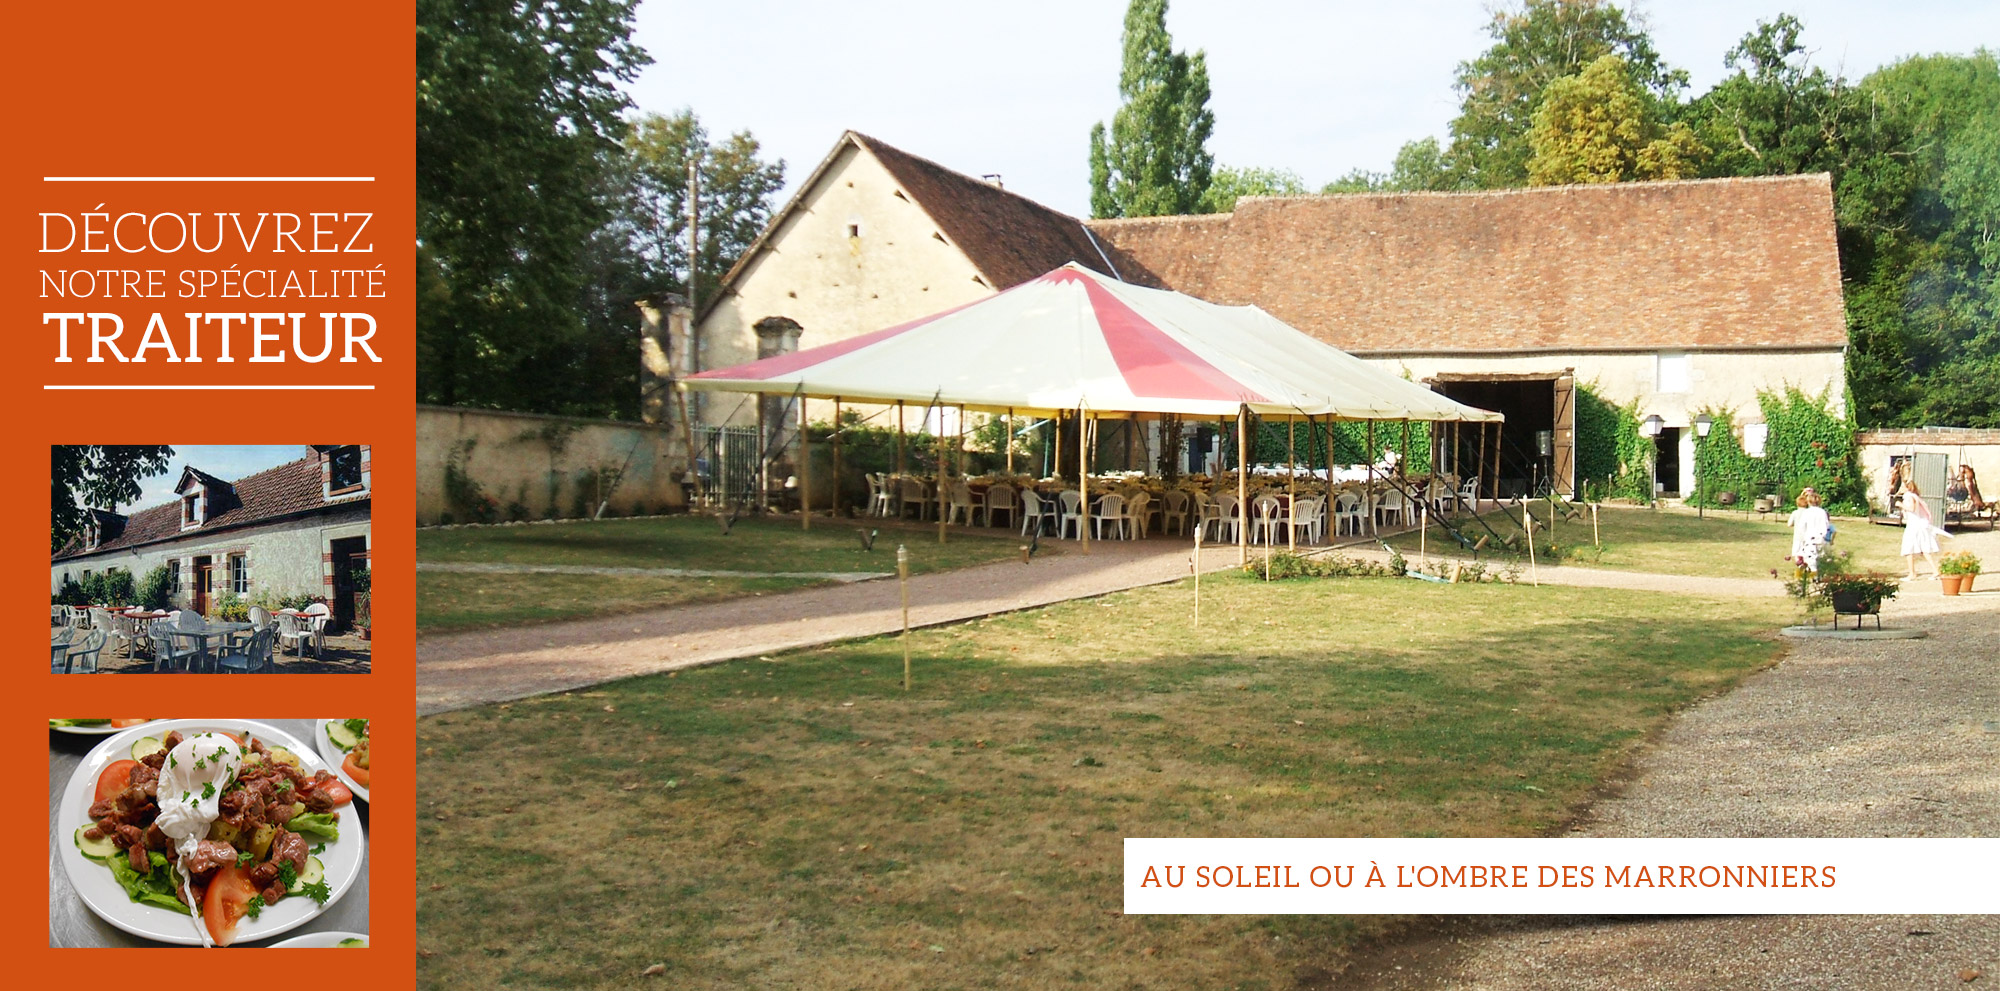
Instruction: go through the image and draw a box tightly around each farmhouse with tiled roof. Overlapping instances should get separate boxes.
[52,445,373,628]
[664,131,1848,499]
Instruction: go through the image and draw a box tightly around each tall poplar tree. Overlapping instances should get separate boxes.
[1087,0,1216,218]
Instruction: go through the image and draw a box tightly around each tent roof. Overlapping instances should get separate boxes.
[683,264,1502,422]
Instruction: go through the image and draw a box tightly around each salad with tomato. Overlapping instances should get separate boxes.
[73,727,354,946]
[323,719,370,796]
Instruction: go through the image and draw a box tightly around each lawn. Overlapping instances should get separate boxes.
[415,571,1792,990]
[1385,504,1908,580]
[417,515,1034,634]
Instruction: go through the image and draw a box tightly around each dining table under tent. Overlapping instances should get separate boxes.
[680,263,1503,564]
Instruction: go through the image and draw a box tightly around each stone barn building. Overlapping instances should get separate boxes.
[53,445,373,627]
[658,131,1848,501]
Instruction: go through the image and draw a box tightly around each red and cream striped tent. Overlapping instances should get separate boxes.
[684,263,1500,423]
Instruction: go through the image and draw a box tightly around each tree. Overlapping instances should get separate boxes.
[1527,55,1707,184]
[624,111,787,309]
[1387,137,1461,191]
[1088,0,1216,217]
[1199,166,1307,212]
[1686,15,1855,178]
[1446,0,1685,188]
[51,445,174,552]
[415,0,649,415]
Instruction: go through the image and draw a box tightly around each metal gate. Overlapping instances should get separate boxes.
[1913,451,1948,526]
[692,425,761,508]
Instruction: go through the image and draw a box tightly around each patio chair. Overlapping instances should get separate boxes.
[304,602,332,654]
[62,628,107,674]
[1161,489,1191,536]
[942,481,975,526]
[1334,492,1366,537]
[1090,493,1127,540]
[1211,493,1243,544]
[147,619,194,672]
[1458,476,1480,514]
[215,626,278,674]
[1019,489,1054,537]
[276,613,312,660]
[1377,489,1408,529]
[107,613,142,658]
[1291,497,1325,545]
[982,483,1015,529]
[1252,495,1289,546]
[863,474,886,518]
[1057,490,1085,539]
[1122,491,1153,540]
[898,478,929,521]
[248,606,271,630]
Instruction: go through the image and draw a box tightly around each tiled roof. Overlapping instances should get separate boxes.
[1087,175,1848,353]
[54,454,347,561]
[853,133,1120,290]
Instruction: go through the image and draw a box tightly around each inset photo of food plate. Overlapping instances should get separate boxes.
[313,719,371,804]
[50,718,165,736]
[50,718,369,947]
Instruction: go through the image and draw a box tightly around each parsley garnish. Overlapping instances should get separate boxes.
[244,896,262,920]
[300,879,331,906]
[237,850,254,867]
[277,861,299,888]
[168,754,177,769]
[310,843,325,855]
[200,781,216,801]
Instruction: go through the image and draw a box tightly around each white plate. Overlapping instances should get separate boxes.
[58,719,366,946]
[268,930,368,948]
[51,720,164,736]
[312,719,370,804]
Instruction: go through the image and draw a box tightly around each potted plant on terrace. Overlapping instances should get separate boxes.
[1938,552,1981,596]
[352,567,371,640]
[1819,571,1901,628]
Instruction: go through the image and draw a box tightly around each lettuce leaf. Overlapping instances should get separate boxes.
[285,812,340,842]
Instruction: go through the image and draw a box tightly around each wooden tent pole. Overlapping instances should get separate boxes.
[1006,407,1015,475]
[936,417,948,544]
[1287,417,1297,552]
[1400,419,1411,478]
[895,401,906,476]
[798,400,811,531]
[957,405,967,477]
[1237,407,1249,566]
[1324,415,1335,543]
[1366,420,1376,535]
[1053,413,1064,483]
[1488,421,1501,504]
[756,397,769,513]
[832,397,844,518]
[1080,411,1092,554]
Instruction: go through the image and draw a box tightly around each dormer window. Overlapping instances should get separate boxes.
[329,445,364,493]
[85,524,99,550]
[182,493,202,528]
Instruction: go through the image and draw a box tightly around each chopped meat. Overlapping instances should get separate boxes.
[87,799,116,822]
[260,882,286,905]
[249,737,270,757]
[250,861,280,886]
[269,827,308,876]
[83,826,105,842]
[113,824,144,848]
[127,843,150,874]
[142,823,169,851]
[95,817,120,836]
[161,730,184,750]
[179,839,237,877]
[129,762,159,796]
[140,749,167,770]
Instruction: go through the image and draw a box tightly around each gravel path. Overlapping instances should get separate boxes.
[417,561,892,581]
[1337,531,2000,991]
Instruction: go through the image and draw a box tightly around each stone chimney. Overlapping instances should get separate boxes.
[638,292,691,425]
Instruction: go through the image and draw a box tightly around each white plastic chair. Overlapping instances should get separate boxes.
[1020,489,1053,536]
[864,474,890,518]
[1212,493,1243,544]
[1334,492,1366,537]
[275,613,311,659]
[942,481,975,525]
[1459,476,1480,513]
[898,478,929,520]
[1252,495,1289,546]
[1122,492,1152,540]
[216,626,278,674]
[1057,490,1085,539]
[1090,493,1127,540]
[1160,489,1191,536]
[1291,497,1325,545]
[303,602,331,655]
[63,628,107,674]
[982,483,1015,529]
[147,618,194,672]
[1377,489,1408,529]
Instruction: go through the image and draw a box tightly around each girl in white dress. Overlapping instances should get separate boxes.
[1787,489,1831,571]
[1900,478,1944,578]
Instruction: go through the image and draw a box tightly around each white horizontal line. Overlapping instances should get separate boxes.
[41,176,375,182]
[43,384,376,390]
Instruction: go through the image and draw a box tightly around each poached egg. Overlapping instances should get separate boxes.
[153,732,243,946]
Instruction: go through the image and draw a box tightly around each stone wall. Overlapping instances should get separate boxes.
[415,405,689,525]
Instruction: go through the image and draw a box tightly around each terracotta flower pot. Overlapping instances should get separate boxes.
[1941,574,1963,596]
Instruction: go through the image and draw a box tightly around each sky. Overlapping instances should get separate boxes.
[627,0,1998,218]
[127,445,307,511]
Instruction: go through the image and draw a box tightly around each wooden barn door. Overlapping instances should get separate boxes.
[1552,371,1577,498]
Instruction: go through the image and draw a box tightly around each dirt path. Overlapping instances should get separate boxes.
[1336,559,2000,991]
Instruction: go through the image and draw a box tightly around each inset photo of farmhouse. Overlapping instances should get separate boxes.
[52,445,372,674]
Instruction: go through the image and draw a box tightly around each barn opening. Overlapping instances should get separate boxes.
[1428,371,1576,500]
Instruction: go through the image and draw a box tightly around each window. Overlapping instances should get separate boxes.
[329,445,364,492]
[229,554,248,595]
[182,494,199,527]
[168,559,181,593]
[1742,422,1769,458]
[1655,352,1690,393]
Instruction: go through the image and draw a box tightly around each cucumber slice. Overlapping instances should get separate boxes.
[336,938,366,948]
[288,856,325,893]
[130,736,165,761]
[325,720,360,751]
[74,825,119,862]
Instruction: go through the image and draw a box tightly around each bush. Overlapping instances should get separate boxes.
[1939,551,1982,576]
[78,572,107,605]
[101,569,135,606]
[1254,552,1404,580]
[212,590,248,622]
[137,566,172,610]
[55,577,87,606]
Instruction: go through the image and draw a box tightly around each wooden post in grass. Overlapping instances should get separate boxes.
[1419,500,1427,567]
[1287,417,1297,553]
[898,545,911,690]
[832,397,844,519]
[1236,406,1249,567]
[1525,503,1539,587]
[1592,503,1601,546]
[799,400,812,531]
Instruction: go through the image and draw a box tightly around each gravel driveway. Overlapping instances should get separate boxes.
[1337,531,2000,990]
